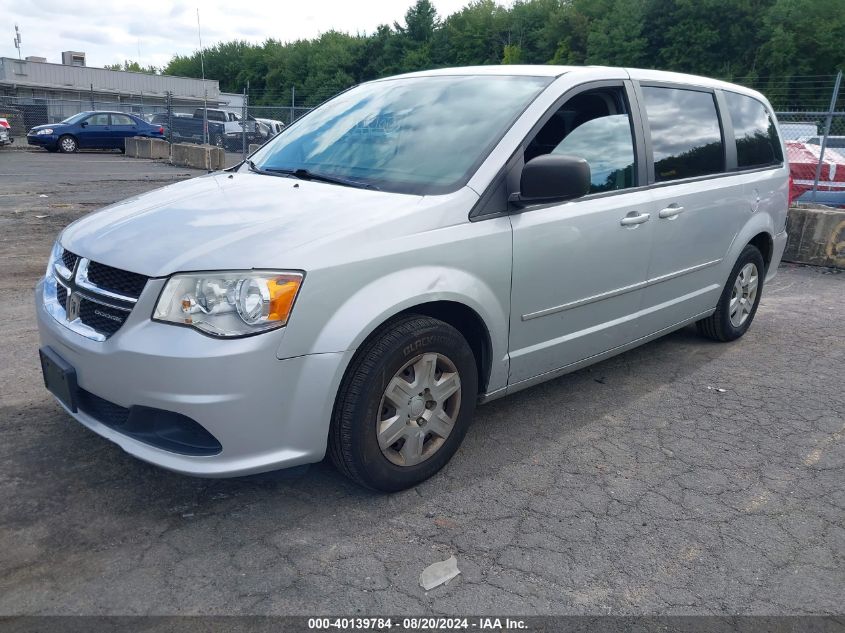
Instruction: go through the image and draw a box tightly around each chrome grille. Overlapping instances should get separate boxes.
[44,247,147,341]
[60,249,79,271]
[87,261,147,299]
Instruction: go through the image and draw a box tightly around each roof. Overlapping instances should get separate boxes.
[374,65,769,104]
[0,57,219,99]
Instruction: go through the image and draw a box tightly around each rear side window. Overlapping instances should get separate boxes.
[641,86,724,182]
[724,92,783,168]
[111,114,134,126]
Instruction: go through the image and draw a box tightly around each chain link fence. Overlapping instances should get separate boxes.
[0,86,325,158]
[736,72,845,205]
[3,74,845,206]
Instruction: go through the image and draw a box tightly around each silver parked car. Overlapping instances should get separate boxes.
[37,66,788,490]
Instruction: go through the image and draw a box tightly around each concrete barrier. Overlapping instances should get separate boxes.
[784,204,845,269]
[124,136,170,160]
[171,143,226,171]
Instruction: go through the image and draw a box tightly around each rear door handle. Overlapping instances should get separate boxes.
[620,211,650,226]
[658,205,685,219]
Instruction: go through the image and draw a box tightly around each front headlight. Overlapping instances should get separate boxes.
[153,271,304,338]
[36,128,54,135]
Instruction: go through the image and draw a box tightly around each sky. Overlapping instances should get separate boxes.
[3,0,472,70]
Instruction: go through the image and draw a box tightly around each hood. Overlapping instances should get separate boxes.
[60,171,470,277]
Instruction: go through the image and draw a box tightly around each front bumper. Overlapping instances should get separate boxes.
[35,278,353,477]
[27,134,57,148]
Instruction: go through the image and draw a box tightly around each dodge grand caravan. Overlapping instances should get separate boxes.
[37,66,788,491]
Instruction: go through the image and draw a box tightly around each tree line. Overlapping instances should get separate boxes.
[120,0,845,109]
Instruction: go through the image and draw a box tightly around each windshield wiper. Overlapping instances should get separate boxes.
[263,167,379,190]
[246,159,283,177]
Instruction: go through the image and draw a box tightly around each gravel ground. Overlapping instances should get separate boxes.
[0,150,843,616]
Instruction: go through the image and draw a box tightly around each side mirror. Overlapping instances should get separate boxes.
[511,154,591,206]
[80,121,88,128]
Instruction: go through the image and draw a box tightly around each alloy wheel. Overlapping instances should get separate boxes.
[729,262,758,328]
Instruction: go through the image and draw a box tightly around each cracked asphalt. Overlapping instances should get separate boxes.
[1,150,843,615]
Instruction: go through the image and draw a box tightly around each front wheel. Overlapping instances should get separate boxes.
[697,244,765,342]
[329,315,478,491]
[58,135,78,153]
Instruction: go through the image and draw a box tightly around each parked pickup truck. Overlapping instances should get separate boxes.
[149,113,227,147]
[196,109,268,148]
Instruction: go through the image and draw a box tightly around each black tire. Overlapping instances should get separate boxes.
[696,244,765,342]
[119,146,126,154]
[329,315,478,491]
[211,133,224,148]
[58,135,78,153]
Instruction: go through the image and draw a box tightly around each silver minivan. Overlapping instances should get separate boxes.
[37,66,788,490]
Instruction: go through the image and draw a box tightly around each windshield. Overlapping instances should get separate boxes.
[249,75,552,195]
[61,112,91,124]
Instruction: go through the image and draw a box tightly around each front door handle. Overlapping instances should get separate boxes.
[658,205,685,219]
[620,211,650,226]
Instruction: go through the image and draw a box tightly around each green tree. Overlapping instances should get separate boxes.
[585,0,648,66]
[104,60,159,74]
[158,0,845,111]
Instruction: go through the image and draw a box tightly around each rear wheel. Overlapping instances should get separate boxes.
[58,135,78,153]
[329,315,478,491]
[697,244,765,342]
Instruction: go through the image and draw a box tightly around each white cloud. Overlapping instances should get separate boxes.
[3,0,474,70]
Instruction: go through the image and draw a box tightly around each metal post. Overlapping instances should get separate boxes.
[290,86,295,125]
[166,91,173,145]
[241,84,248,159]
[197,9,208,146]
[812,70,842,202]
[90,83,95,110]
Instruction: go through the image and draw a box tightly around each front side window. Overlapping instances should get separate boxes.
[724,91,783,168]
[525,87,636,193]
[251,75,552,195]
[86,114,110,126]
[642,86,724,182]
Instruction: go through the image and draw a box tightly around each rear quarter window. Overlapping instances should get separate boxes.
[724,92,784,168]
[641,86,725,182]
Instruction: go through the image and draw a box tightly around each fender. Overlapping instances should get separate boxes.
[278,265,512,393]
[718,204,778,287]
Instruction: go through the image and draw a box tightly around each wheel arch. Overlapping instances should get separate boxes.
[282,264,511,396]
[722,211,777,284]
[57,133,78,151]
[748,231,774,272]
[393,300,493,394]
